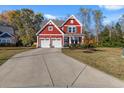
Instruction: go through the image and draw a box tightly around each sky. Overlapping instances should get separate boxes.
[0,5,124,25]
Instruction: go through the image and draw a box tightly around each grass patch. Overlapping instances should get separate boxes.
[0,47,34,65]
[62,48,124,80]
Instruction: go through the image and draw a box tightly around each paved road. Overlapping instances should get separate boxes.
[0,48,124,88]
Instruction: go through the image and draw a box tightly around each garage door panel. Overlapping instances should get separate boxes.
[51,38,62,48]
[41,38,50,48]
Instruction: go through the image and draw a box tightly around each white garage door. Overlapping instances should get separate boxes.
[51,38,62,48]
[40,38,50,48]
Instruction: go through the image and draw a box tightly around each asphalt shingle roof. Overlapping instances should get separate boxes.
[0,26,14,35]
[0,31,3,35]
[40,20,64,28]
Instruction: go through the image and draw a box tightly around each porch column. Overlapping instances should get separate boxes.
[81,36,84,44]
[36,36,39,48]
[72,36,75,44]
[77,37,79,44]
[69,36,71,45]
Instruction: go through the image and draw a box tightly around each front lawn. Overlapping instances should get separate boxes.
[62,48,124,80]
[0,47,34,65]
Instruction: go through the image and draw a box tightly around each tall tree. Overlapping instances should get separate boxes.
[119,14,124,38]
[33,13,44,31]
[92,10,104,45]
[115,22,123,39]
[80,8,91,33]
[99,26,111,46]
[0,9,44,46]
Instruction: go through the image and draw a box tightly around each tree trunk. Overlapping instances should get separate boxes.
[96,24,99,46]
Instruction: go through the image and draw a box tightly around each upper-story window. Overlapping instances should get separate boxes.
[67,26,77,33]
[70,20,74,24]
[48,26,53,31]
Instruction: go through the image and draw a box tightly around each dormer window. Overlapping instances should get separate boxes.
[70,20,74,24]
[48,26,53,31]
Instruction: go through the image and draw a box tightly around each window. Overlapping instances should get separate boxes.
[48,26,53,31]
[68,27,72,32]
[73,27,76,32]
[67,26,77,33]
[2,39,6,43]
[6,39,10,43]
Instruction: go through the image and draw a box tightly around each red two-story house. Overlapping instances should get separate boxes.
[36,15,84,48]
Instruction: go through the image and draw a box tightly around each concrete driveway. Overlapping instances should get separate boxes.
[0,48,124,88]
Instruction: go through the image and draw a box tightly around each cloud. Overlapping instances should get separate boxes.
[99,5,124,10]
[103,14,122,25]
[103,19,111,25]
[44,14,57,19]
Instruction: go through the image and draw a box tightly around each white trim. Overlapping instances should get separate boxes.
[62,35,64,46]
[36,20,64,35]
[39,37,50,39]
[37,36,38,48]
[60,15,82,27]
[0,32,13,37]
[48,26,53,31]
[64,25,81,26]
[39,34,64,36]
[39,38,51,40]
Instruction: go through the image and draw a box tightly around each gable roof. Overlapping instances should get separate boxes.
[60,15,82,27]
[0,31,3,35]
[40,19,64,29]
[0,32,11,38]
[0,32,13,38]
[36,20,64,35]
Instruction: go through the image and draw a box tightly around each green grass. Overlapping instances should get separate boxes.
[62,48,124,80]
[0,47,34,65]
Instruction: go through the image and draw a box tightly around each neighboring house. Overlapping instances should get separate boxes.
[36,15,84,48]
[0,26,17,45]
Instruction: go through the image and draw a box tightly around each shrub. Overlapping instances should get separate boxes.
[69,44,76,49]
[64,43,69,47]
[0,43,16,47]
[31,44,36,48]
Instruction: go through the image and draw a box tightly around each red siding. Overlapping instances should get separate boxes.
[36,16,83,47]
[61,18,82,34]
[39,23,62,34]
[63,19,80,25]
[37,21,64,47]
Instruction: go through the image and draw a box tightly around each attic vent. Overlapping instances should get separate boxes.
[49,22,52,25]
[70,20,74,24]
[48,26,53,31]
